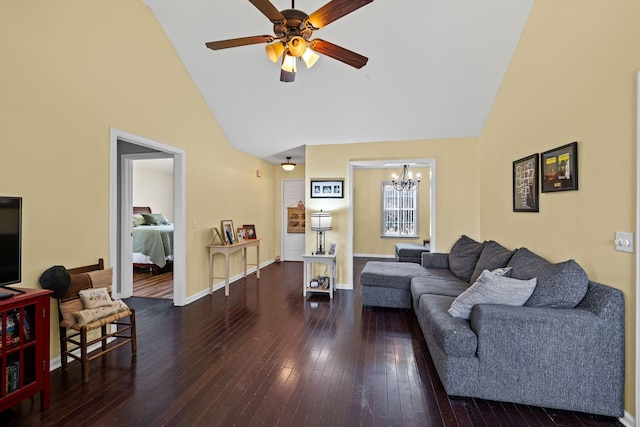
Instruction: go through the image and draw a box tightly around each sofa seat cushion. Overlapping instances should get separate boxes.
[448,235,486,282]
[411,276,469,310]
[507,248,588,308]
[360,261,430,290]
[469,241,515,283]
[417,294,478,357]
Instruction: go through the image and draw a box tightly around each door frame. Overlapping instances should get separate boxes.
[109,128,187,306]
[281,178,305,261]
[347,158,437,289]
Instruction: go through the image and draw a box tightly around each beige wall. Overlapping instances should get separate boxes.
[133,161,174,222]
[1,2,276,359]
[478,0,639,414]
[306,139,481,285]
[353,167,431,256]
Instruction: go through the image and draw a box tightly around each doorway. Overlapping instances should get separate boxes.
[282,179,305,261]
[109,128,187,306]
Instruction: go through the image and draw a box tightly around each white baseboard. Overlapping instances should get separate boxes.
[619,410,635,427]
[354,253,394,258]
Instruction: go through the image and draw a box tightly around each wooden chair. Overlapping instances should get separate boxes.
[57,258,137,383]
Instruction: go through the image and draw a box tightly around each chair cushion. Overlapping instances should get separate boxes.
[73,300,130,328]
[60,299,84,328]
[508,248,589,308]
[469,241,515,283]
[448,235,485,282]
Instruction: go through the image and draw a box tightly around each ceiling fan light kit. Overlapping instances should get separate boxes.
[206,0,374,82]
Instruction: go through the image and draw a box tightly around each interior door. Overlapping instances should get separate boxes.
[282,179,305,261]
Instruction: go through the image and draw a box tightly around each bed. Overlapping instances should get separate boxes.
[132,207,173,273]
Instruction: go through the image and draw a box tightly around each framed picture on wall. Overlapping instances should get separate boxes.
[310,179,344,198]
[541,141,578,192]
[512,153,539,212]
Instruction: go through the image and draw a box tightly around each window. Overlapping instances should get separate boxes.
[381,181,418,237]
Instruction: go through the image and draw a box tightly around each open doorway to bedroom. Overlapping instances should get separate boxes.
[131,158,174,299]
[110,128,187,307]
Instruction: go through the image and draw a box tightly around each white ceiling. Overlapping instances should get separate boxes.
[142,0,533,165]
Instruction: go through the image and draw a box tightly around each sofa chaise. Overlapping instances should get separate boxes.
[360,235,625,418]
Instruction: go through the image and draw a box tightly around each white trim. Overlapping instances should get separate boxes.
[353,253,395,259]
[620,410,635,427]
[635,69,640,427]
[347,159,437,289]
[109,128,187,306]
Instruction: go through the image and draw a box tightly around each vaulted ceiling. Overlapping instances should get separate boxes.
[142,0,533,165]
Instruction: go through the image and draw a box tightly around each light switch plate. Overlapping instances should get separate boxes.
[615,231,634,253]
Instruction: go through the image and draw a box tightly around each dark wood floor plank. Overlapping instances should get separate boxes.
[0,258,624,427]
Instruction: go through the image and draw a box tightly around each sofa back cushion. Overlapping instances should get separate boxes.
[469,240,515,284]
[507,248,588,308]
[448,235,485,282]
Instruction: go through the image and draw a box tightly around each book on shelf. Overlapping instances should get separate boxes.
[6,360,19,393]
[22,311,33,342]
[5,310,20,347]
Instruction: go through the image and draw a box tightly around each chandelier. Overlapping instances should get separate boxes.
[391,165,420,191]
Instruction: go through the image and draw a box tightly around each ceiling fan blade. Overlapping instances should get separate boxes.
[248,0,286,23]
[309,39,368,69]
[307,0,373,29]
[205,35,275,50]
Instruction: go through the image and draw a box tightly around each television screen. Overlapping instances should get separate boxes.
[0,197,21,286]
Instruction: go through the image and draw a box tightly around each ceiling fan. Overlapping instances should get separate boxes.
[205,0,373,82]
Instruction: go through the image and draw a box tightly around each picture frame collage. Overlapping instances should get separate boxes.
[512,141,578,213]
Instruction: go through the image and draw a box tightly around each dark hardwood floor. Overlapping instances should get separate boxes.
[1,258,623,426]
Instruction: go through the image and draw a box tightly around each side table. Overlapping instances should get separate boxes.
[302,253,337,298]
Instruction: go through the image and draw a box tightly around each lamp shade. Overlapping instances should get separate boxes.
[265,42,285,62]
[310,211,332,231]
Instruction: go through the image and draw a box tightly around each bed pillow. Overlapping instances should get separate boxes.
[449,269,537,319]
[448,235,486,282]
[142,213,169,225]
[133,214,145,227]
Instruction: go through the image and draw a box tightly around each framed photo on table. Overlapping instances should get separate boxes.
[541,141,578,192]
[310,179,344,198]
[221,220,235,245]
[243,224,257,239]
[512,153,539,212]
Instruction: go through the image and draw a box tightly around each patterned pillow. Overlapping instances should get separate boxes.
[79,287,113,309]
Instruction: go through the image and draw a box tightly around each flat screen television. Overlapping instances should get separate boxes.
[0,197,22,289]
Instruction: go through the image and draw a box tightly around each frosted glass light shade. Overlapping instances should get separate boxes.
[281,54,297,73]
[265,42,285,62]
[301,47,320,69]
[310,211,332,231]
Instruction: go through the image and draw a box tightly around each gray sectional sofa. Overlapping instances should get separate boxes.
[360,235,625,418]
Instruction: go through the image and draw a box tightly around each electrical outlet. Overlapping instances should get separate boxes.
[614,231,634,253]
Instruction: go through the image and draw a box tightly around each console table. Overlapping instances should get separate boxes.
[302,253,336,298]
[208,239,261,296]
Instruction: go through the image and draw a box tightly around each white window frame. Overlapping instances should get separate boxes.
[381,181,419,237]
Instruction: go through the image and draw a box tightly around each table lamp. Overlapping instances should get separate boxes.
[310,210,332,254]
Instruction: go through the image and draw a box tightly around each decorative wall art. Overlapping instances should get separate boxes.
[513,153,539,212]
[310,179,344,198]
[541,142,578,192]
[287,207,305,233]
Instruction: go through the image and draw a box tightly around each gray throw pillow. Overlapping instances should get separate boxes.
[507,248,588,308]
[469,240,515,284]
[448,269,537,319]
[448,235,486,282]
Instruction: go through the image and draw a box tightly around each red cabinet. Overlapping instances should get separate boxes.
[0,288,51,412]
